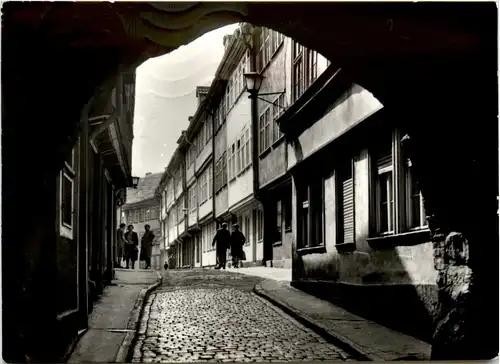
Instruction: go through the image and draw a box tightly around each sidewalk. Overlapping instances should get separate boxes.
[68,268,162,363]
[254,279,431,361]
[226,266,292,282]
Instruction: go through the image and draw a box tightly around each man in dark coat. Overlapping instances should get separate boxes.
[212,223,230,269]
[115,223,126,268]
[230,223,246,268]
[124,225,139,269]
[141,224,155,269]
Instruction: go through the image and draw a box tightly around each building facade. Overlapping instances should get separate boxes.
[122,172,163,269]
[156,23,437,343]
[9,70,137,362]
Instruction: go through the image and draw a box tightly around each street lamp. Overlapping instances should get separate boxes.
[243,72,286,108]
[243,72,265,97]
[131,176,140,188]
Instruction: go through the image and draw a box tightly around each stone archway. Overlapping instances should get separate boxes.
[2,2,497,361]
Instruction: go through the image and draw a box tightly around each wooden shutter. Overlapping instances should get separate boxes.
[340,163,354,244]
[377,148,392,170]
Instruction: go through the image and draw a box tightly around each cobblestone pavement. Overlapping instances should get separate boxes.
[131,269,353,362]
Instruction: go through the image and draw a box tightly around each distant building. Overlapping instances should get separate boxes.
[122,172,163,269]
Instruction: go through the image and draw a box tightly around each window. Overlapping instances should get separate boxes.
[306,48,318,85]
[222,152,227,186]
[134,210,139,223]
[259,108,271,154]
[214,107,221,131]
[292,41,320,102]
[258,27,271,71]
[375,145,394,235]
[256,208,264,243]
[208,165,213,198]
[177,203,185,223]
[337,161,355,245]
[139,208,144,222]
[244,214,251,246]
[172,206,177,226]
[275,200,282,243]
[272,93,286,143]
[145,208,151,221]
[206,119,212,145]
[226,80,232,112]
[188,184,197,211]
[60,146,76,239]
[228,143,236,181]
[236,138,242,174]
[297,178,324,249]
[200,170,208,203]
[405,159,427,230]
[127,211,133,225]
[215,153,227,193]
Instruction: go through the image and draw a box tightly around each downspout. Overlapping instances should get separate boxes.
[211,103,218,226]
[250,28,262,203]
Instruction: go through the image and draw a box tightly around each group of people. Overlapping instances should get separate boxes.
[212,223,246,269]
[115,222,245,270]
[115,223,155,269]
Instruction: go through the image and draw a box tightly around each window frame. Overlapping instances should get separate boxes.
[405,159,427,231]
[259,107,271,155]
[272,93,286,144]
[292,41,320,102]
[296,176,325,251]
[370,129,429,239]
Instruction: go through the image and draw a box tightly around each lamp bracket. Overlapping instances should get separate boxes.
[255,95,287,109]
[257,91,285,97]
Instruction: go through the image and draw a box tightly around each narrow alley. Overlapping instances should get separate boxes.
[132,270,354,363]
[3,3,497,363]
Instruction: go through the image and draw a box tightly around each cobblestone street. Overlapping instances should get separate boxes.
[131,270,353,362]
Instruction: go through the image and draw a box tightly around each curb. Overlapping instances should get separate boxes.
[253,282,373,361]
[115,271,163,363]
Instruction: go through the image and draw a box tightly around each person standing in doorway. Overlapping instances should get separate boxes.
[212,223,230,269]
[141,224,155,269]
[230,223,246,268]
[115,223,126,268]
[124,225,139,269]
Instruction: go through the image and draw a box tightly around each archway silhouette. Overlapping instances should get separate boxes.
[2,2,497,361]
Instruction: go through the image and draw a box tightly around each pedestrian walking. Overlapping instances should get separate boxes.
[124,225,139,269]
[230,223,246,268]
[141,224,155,269]
[115,223,126,268]
[212,222,230,269]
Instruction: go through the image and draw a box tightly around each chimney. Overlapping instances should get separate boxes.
[196,86,210,106]
[145,172,152,176]
[188,116,194,123]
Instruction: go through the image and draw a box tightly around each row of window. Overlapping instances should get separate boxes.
[296,131,427,250]
[259,93,286,154]
[126,206,160,224]
[187,120,213,167]
[214,51,251,132]
[228,126,252,181]
[258,28,284,71]
[214,152,228,193]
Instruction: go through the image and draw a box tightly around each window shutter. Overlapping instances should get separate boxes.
[342,177,355,244]
[377,149,392,170]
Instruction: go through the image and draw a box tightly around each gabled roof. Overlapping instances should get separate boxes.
[125,172,163,205]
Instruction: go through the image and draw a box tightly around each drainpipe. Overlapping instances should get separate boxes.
[250,28,262,203]
[211,107,218,226]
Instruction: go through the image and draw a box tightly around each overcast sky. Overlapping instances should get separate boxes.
[132,24,239,177]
